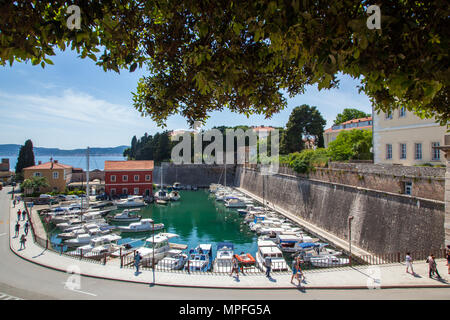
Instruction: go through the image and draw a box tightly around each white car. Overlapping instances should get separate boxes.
[39,194,52,199]
[65,195,80,200]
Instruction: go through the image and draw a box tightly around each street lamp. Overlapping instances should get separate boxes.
[348,215,354,266]
[152,219,155,285]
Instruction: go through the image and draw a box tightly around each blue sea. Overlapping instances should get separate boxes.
[1,155,126,171]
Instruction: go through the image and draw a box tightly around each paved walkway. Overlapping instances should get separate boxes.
[9,199,450,289]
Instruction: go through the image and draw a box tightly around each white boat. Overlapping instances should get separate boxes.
[256,240,289,272]
[276,234,304,253]
[156,199,168,205]
[155,189,170,201]
[169,191,180,201]
[158,252,188,270]
[116,218,164,233]
[224,198,247,208]
[68,234,122,258]
[173,182,182,190]
[135,233,182,267]
[310,256,350,268]
[108,209,142,222]
[186,244,212,272]
[64,226,112,247]
[115,196,146,208]
[212,242,234,273]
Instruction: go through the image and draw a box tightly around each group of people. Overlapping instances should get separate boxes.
[405,248,450,279]
[14,208,29,251]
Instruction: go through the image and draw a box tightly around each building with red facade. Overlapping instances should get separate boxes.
[104,160,154,197]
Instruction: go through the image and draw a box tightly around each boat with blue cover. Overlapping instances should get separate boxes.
[185,244,213,272]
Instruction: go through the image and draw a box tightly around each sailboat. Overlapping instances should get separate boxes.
[155,165,170,202]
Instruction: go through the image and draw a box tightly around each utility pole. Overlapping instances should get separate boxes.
[348,215,354,266]
[86,146,90,208]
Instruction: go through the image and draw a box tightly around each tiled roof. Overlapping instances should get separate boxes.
[104,160,154,171]
[23,161,72,170]
[325,117,373,133]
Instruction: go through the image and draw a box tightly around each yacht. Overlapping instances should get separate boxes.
[115,196,146,208]
[108,209,142,223]
[169,191,181,201]
[256,240,289,272]
[64,226,112,247]
[173,182,182,190]
[158,252,188,270]
[224,198,247,208]
[135,233,182,267]
[185,244,213,272]
[116,218,164,233]
[155,189,170,201]
[67,234,122,258]
[212,242,234,273]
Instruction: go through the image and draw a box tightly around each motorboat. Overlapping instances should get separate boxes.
[108,209,142,223]
[64,227,111,247]
[185,244,213,272]
[135,233,182,267]
[256,240,289,272]
[276,234,304,253]
[173,182,182,190]
[310,256,350,268]
[156,199,168,205]
[67,234,122,258]
[158,252,188,270]
[155,189,170,201]
[169,191,180,201]
[212,242,234,273]
[224,198,247,208]
[115,196,146,208]
[116,218,164,233]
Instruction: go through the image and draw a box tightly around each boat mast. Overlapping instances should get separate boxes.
[86,146,90,208]
[224,162,227,187]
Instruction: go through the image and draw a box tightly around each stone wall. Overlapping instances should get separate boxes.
[235,166,445,255]
[153,164,236,187]
[274,163,445,201]
[70,170,105,182]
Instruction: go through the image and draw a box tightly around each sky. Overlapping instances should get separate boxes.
[0,49,373,149]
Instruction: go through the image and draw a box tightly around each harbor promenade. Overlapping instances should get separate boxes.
[8,198,450,290]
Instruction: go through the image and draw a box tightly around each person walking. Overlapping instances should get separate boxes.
[22,210,26,221]
[19,234,26,250]
[264,256,272,278]
[14,222,20,237]
[446,246,450,275]
[24,221,29,236]
[405,252,414,274]
[13,199,16,208]
[290,256,299,284]
[17,209,21,221]
[134,251,142,275]
[230,256,239,280]
[427,254,441,279]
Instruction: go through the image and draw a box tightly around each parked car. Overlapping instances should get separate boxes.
[65,195,79,200]
[57,194,68,201]
[95,193,107,201]
[39,194,52,199]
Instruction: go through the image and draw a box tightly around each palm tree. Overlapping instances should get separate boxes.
[21,176,50,195]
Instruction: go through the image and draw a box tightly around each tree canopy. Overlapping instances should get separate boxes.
[1,1,448,127]
[280,105,326,154]
[327,129,373,161]
[15,139,35,178]
[334,108,371,125]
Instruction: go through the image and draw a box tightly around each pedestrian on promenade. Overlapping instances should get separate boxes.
[426,254,441,279]
[13,199,16,208]
[405,252,414,274]
[264,256,272,278]
[17,209,21,221]
[446,246,450,275]
[134,251,142,275]
[290,256,299,285]
[14,222,20,237]
[230,256,239,280]
[22,210,26,221]
[24,221,29,236]
[19,234,26,250]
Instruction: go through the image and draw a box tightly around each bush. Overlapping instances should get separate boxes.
[291,158,310,174]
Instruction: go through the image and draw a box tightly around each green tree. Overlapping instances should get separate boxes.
[1,1,448,127]
[334,108,371,125]
[20,176,50,195]
[280,105,326,154]
[15,139,35,180]
[327,130,373,161]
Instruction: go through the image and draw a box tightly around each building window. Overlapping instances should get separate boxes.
[134,187,140,195]
[399,107,406,117]
[403,182,412,195]
[111,188,116,195]
[386,144,393,160]
[400,144,407,160]
[134,175,139,182]
[432,142,440,161]
[111,175,116,182]
[123,175,128,182]
[34,172,41,177]
[414,143,422,160]
[53,172,59,179]
[385,112,393,120]
[122,188,128,195]
[145,175,151,181]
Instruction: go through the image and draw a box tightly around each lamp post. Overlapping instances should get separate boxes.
[348,215,354,266]
[152,219,155,285]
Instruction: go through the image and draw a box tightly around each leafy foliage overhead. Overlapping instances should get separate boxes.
[1,1,448,127]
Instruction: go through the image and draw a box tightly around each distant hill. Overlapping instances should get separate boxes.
[0,144,129,157]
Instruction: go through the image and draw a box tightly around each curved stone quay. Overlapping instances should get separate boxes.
[7,197,450,290]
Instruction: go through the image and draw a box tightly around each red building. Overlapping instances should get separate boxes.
[104,160,154,197]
